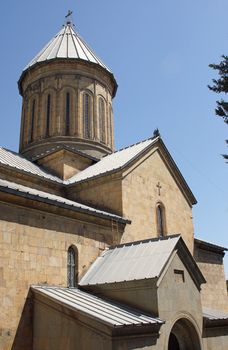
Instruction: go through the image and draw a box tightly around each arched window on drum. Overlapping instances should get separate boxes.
[99,97,105,142]
[67,246,78,287]
[83,92,92,139]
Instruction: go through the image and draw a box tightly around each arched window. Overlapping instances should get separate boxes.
[83,93,91,138]
[30,99,36,142]
[67,246,78,287]
[46,94,51,137]
[65,92,70,135]
[156,203,166,237]
[99,97,105,142]
[109,104,113,146]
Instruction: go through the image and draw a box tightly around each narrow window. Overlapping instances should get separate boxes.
[83,93,90,138]
[109,104,113,146]
[99,98,105,142]
[21,104,26,146]
[157,204,165,236]
[67,246,78,287]
[46,94,51,137]
[30,99,36,142]
[66,92,70,135]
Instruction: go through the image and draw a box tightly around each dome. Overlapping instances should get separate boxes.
[23,23,111,73]
[18,21,117,161]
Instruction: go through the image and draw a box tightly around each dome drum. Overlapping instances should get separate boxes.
[19,60,115,159]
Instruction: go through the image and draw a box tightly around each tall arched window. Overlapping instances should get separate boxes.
[65,92,70,135]
[83,93,91,138]
[46,94,51,137]
[99,97,105,142]
[109,104,113,146]
[156,203,166,237]
[67,246,78,287]
[30,99,36,142]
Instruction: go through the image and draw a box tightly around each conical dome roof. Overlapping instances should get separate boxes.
[23,23,111,72]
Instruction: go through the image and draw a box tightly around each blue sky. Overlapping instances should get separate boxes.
[0,1,227,275]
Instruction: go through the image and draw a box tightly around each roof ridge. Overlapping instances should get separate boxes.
[103,135,158,158]
[109,234,181,250]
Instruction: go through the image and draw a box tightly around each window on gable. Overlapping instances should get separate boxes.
[156,203,166,237]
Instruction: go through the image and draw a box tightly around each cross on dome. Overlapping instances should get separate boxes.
[65,10,73,26]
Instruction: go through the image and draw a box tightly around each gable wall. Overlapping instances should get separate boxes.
[0,201,113,350]
[157,253,203,349]
[121,149,194,252]
[37,150,93,180]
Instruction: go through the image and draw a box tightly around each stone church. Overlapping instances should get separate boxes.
[0,18,227,350]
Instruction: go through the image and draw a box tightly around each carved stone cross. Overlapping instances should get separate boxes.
[156,182,162,196]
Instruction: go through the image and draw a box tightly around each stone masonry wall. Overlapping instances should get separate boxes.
[194,246,228,312]
[0,201,113,350]
[122,149,194,252]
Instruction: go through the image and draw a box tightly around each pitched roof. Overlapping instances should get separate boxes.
[0,147,62,183]
[80,235,206,289]
[0,178,128,223]
[203,308,228,321]
[31,144,99,162]
[80,235,180,285]
[203,308,228,327]
[195,238,227,253]
[23,23,110,72]
[0,136,196,205]
[66,137,157,185]
[32,286,163,328]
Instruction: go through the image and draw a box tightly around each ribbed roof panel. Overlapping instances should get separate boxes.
[32,286,163,327]
[80,236,180,286]
[24,24,110,72]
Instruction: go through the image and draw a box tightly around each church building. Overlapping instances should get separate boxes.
[0,17,228,350]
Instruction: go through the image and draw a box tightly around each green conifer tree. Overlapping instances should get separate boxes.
[208,55,228,161]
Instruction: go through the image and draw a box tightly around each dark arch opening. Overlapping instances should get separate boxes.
[168,318,201,350]
[168,333,180,350]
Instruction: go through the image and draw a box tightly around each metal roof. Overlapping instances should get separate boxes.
[24,23,110,72]
[195,238,227,252]
[66,137,157,185]
[0,178,128,223]
[0,147,62,183]
[80,236,180,286]
[203,308,228,321]
[32,286,163,327]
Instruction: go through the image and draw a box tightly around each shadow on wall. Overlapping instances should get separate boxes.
[12,290,33,350]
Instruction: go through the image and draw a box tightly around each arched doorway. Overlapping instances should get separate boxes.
[168,333,180,350]
[168,318,201,350]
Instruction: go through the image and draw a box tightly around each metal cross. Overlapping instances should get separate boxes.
[65,10,73,19]
[65,10,73,25]
[156,182,162,196]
